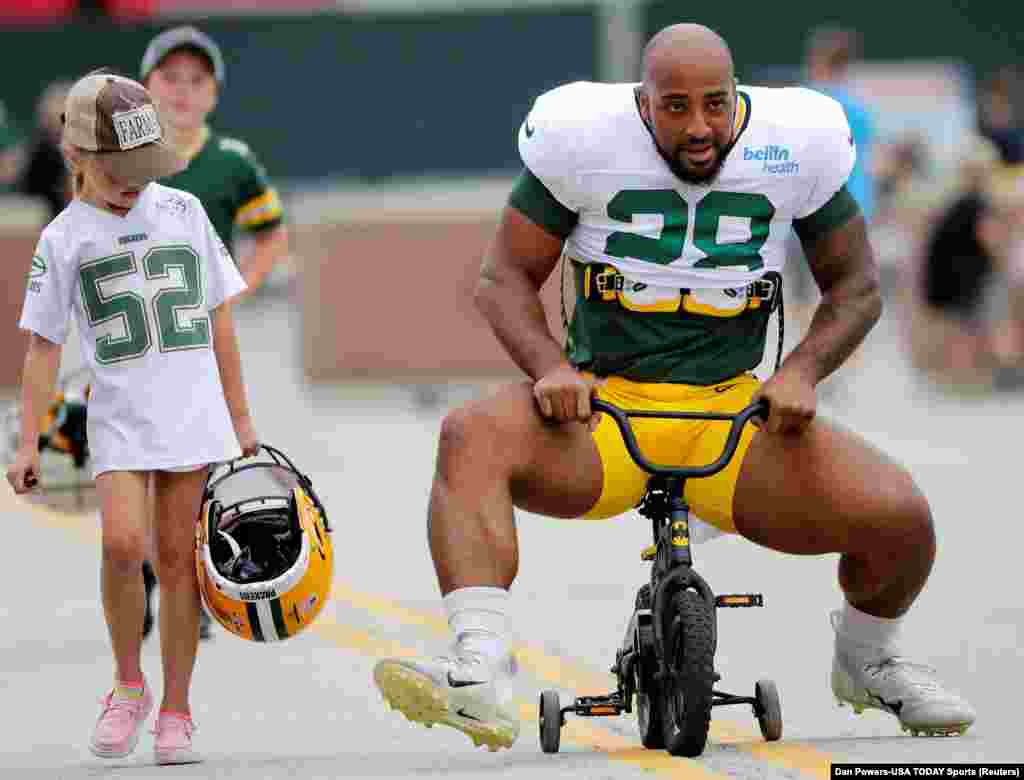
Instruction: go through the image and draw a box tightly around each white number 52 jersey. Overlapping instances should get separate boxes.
[19,183,247,477]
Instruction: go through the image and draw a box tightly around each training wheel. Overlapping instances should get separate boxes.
[539,690,562,753]
[754,678,782,741]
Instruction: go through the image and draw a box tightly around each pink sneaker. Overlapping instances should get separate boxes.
[153,712,201,765]
[89,681,154,758]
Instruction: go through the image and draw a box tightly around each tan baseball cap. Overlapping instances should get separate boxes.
[63,72,185,185]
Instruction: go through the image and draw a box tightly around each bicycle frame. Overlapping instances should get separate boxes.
[590,397,768,679]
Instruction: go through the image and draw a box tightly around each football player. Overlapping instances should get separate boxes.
[373,23,975,750]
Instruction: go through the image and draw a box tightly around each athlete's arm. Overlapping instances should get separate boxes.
[476,205,564,380]
[756,210,881,434]
[788,211,882,384]
[211,301,259,456]
[236,224,289,296]
[476,206,598,422]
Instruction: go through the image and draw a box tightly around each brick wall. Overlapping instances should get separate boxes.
[296,217,564,381]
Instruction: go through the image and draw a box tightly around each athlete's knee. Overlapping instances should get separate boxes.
[875,479,935,560]
[437,386,532,471]
[102,533,148,576]
[891,476,934,538]
[437,406,479,463]
[899,485,935,555]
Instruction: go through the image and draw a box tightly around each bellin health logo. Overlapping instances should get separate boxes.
[743,145,799,175]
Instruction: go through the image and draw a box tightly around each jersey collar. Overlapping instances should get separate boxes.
[731,90,752,145]
[179,124,211,164]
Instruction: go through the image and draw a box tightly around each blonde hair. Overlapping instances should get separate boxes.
[60,137,93,197]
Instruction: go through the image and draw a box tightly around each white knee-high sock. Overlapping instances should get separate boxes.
[444,586,509,663]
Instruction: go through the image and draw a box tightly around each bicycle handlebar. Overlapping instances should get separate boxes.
[590,397,769,480]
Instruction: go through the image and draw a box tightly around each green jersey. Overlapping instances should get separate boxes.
[510,82,859,385]
[161,130,283,255]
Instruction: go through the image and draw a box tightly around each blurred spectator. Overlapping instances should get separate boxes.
[874,137,930,219]
[907,161,1024,384]
[984,166,1024,368]
[978,67,1024,165]
[0,100,26,192]
[787,25,879,321]
[805,26,876,221]
[17,80,73,221]
[870,135,935,265]
[140,26,289,295]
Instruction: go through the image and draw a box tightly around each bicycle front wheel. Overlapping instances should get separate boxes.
[661,589,714,757]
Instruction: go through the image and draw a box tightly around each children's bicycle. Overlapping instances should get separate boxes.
[539,396,782,757]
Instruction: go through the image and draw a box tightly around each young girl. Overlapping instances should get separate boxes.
[6,70,259,765]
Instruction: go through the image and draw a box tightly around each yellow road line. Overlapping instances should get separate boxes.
[329,580,836,778]
[309,610,733,778]
[9,488,835,778]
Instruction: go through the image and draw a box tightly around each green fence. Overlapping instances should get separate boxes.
[643,2,1019,85]
[1,8,599,181]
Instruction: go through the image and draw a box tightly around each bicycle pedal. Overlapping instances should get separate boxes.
[714,593,764,607]
[574,699,623,717]
[574,692,626,717]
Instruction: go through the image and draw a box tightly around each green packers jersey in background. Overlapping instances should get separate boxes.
[162,132,283,255]
[510,82,859,385]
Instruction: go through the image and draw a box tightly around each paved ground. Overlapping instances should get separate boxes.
[1,285,1020,778]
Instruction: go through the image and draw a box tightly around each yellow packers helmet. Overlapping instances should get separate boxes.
[39,386,90,468]
[195,444,333,642]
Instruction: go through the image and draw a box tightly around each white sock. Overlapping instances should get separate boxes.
[835,601,903,662]
[444,586,509,663]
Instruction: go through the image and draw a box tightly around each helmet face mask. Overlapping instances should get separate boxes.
[195,445,332,642]
[211,498,302,583]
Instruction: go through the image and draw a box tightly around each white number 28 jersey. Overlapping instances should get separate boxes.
[519,81,856,291]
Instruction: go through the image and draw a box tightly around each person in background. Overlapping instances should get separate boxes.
[140,26,289,292]
[805,26,876,221]
[979,166,1024,375]
[0,100,27,192]
[17,81,73,220]
[908,156,1024,386]
[791,26,880,397]
[136,26,290,641]
[978,67,1024,166]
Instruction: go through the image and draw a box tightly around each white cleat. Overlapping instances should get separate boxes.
[831,612,975,736]
[373,652,520,751]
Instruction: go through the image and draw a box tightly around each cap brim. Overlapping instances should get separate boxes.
[94,139,185,185]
